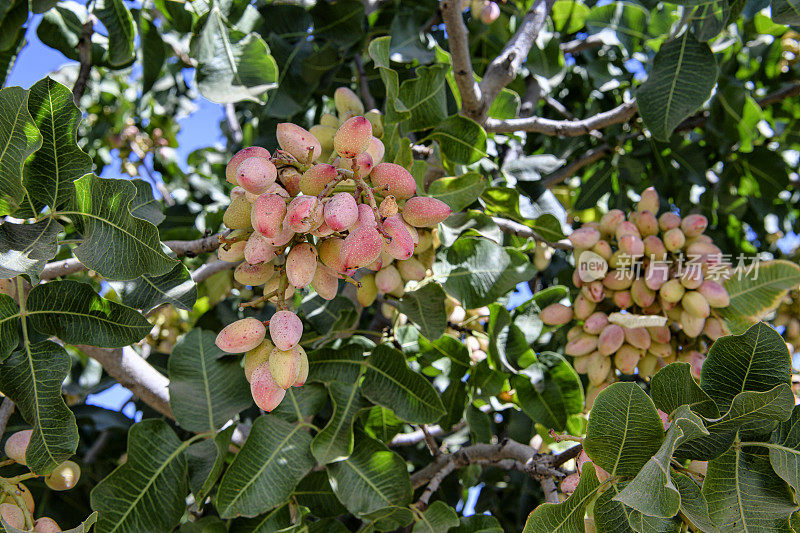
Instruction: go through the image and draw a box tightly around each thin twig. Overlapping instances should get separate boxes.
[192,260,239,283]
[0,398,15,437]
[421,425,441,456]
[491,217,574,250]
[560,34,605,55]
[225,103,243,144]
[72,19,94,105]
[390,420,468,446]
[540,143,616,188]
[485,101,637,135]
[354,54,376,111]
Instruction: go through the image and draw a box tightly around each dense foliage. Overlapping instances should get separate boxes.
[1,0,800,531]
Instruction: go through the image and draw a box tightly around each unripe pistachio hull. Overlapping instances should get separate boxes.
[216,318,267,353]
[250,363,286,412]
[269,310,303,351]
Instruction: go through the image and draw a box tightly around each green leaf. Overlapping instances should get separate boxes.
[0,340,78,474]
[361,344,446,424]
[573,163,613,211]
[294,470,347,519]
[326,434,412,519]
[489,297,535,371]
[636,32,718,141]
[514,352,584,432]
[398,282,447,341]
[0,86,41,215]
[650,362,720,419]
[428,173,486,212]
[673,473,718,533]
[186,425,234,503]
[271,383,328,424]
[418,334,471,380]
[312,381,370,464]
[90,419,189,533]
[168,329,252,433]
[300,294,357,335]
[772,0,800,24]
[584,382,665,477]
[466,403,492,443]
[228,504,295,533]
[702,446,796,532]
[750,405,800,493]
[21,77,93,215]
[0,293,19,362]
[109,263,197,313]
[427,115,487,165]
[129,179,164,226]
[368,36,410,125]
[309,0,365,48]
[190,7,278,104]
[679,384,795,461]
[26,279,152,347]
[719,260,800,333]
[215,415,314,518]
[593,483,635,533]
[399,64,448,132]
[481,188,565,243]
[140,12,166,94]
[307,344,365,384]
[692,0,729,41]
[614,407,708,517]
[36,4,109,67]
[413,501,459,533]
[0,28,25,88]
[523,465,601,532]
[361,406,405,443]
[0,218,62,281]
[586,1,649,52]
[434,236,537,309]
[552,0,590,33]
[451,515,504,533]
[70,174,178,280]
[439,380,467,431]
[92,0,136,66]
[439,210,503,248]
[701,321,791,413]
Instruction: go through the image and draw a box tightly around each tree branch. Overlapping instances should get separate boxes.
[756,81,800,107]
[224,103,243,145]
[560,34,605,55]
[478,0,555,121]
[191,260,238,283]
[540,143,616,188]
[354,53,376,111]
[485,100,637,135]
[411,439,581,505]
[492,217,574,250]
[72,19,94,105]
[440,0,483,120]
[41,232,226,280]
[0,398,15,437]
[77,345,173,419]
[390,421,468,446]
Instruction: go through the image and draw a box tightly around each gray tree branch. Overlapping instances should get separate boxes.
[478,0,555,121]
[485,100,638,135]
[440,0,483,120]
[492,217,574,250]
[41,232,226,280]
